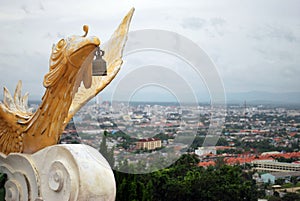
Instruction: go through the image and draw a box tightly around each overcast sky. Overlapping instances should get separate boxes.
[0,0,299,102]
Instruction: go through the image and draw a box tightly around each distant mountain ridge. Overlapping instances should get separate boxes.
[2,91,300,105]
[226,91,300,104]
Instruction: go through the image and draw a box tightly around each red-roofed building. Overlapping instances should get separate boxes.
[216,146,234,150]
[198,152,300,168]
[198,161,215,167]
[136,138,162,150]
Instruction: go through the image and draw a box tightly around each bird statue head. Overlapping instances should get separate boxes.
[43,25,100,89]
[0,8,134,155]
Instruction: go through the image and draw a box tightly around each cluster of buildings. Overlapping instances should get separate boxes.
[69,101,221,150]
[222,104,300,148]
[196,104,300,168]
[59,101,300,177]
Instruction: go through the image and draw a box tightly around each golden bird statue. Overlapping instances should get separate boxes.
[0,8,134,155]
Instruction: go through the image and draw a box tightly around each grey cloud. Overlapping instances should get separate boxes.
[210,17,226,27]
[56,32,65,39]
[20,0,46,16]
[1,0,300,100]
[44,32,53,39]
[181,17,206,30]
[21,5,31,14]
[210,18,226,37]
[0,52,19,59]
[248,24,297,42]
[181,17,227,37]
[281,64,300,77]
[39,1,45,11]
[181,17,227,30]
[277,51,294,62]
[266,24,297,42]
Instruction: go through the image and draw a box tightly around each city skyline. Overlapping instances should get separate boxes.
[0,0,299,103]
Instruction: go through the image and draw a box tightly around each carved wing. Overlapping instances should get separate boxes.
[64,8,135,126]
[0,81,33,154]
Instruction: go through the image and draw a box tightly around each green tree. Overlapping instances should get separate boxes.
[282,192,300,201]
[215,156,226,169]
[114,154,258,201]
[275,178,285,185]
[291,176,298,186]
[216,137,229,146]
[0,173,6,201]
[99,130,115,167]
[143,180,154,201]
[268,196,282,201]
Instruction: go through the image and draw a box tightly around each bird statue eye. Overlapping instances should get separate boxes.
[57,39,66,49]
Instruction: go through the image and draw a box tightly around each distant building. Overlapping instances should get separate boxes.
[59,130,81,144]
[136,138,162,150]
[195,146,217,156]
[261,151,281,156]
[252,160,300,172]
[59,118,81,144]
[261,172,300,184]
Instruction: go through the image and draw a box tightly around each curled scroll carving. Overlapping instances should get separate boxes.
[0,153,39,201]
[0,144,116,201]
[48,161,65,192]
[5,180,21,201]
